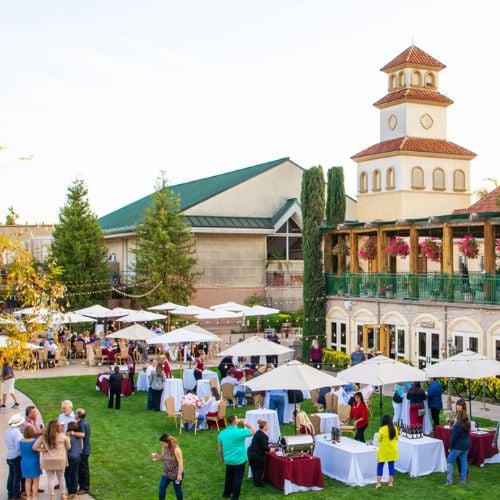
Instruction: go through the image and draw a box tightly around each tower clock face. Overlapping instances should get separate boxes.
[420,113,434,130]
[388,114,398,130]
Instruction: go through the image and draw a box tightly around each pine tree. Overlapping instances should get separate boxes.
[132,175,198,307]
[50,179,109,308]
[326,166,346,226]
[301,166,326,360]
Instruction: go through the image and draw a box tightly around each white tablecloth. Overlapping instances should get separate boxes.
[196,379,212,399]
[182,369,219,391]
[136,372,149,392]
[395,436,447,476]
[314,437,384,486]
[263,391,310,424]
[401,398,432,434]
[160,378,184,411]
[245,409,280,444]
[313,413,340,434]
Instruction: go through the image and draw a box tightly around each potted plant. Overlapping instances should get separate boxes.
[386,237,410,258]
[461,284,474,302]
[365,280,377,297]
[458,234,479,259]
[419,238,442,262]
[359,237,377,261]
[430,288,441,300]
[382,284,394,298]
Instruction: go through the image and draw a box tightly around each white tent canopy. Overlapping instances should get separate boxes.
[74,304,125,319]
[217,336,293,358]
[106,324,157,341]
[148,302,182,312]
[116,311,167,323]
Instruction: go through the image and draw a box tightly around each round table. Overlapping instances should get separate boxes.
[244,408,280,444]
[196,379,212,399]
[160,378,184,411]
[136,371,149,392]
[314,412,340,434]
[183,369,220,391]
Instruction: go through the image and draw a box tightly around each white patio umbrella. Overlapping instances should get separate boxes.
[183,324,224,340]
[29,312,97,325]
[116,311,167,323]
[14,307,51,317]
[242,305,280,334]
[338,355,428,420]
[195,309,242,320]
[110,307,137,316]
[0,317,16,325]
[425,350,500,417]
[217,336,293,358]
[148,302,182,312]
[0,335,41,350]
[106,324,157,341]
[210,301,251,312]
[147,325,222,345]
[74,304,125,319]
[169,305,211,316]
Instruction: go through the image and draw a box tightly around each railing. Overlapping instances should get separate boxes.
[266,271,303,287]
[325,272,500,305]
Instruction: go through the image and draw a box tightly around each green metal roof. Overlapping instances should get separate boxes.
[271,198,300,226]
[184,215,273,229]
[99,157,297,233]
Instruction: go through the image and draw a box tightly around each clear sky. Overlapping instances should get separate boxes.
[1,0,498,224]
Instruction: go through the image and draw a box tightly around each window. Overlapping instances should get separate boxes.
[386,167,395,190]
[372,169,381,191]
[454,334,479,354]
[359,171,368,193]
[266,218,302,260]
[330,321,347,352]
[411,167,425,189]
[425,72,435,88]
[398,71,405,87]
[411,70,422,87]
[432,168,446,190]
[389,74,396,91]
[388,325,406,359]
[454,170,466,191]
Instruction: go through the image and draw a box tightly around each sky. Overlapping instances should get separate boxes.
[1,0,499,224]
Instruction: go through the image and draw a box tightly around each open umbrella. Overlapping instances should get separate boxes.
[0,335,41,350]
[425,350,500,417]
[217,336,293,358]
[210,301,250,312]
[183,324,224,341]
[116,311,167,323]
[148,302,182,311]
[169,305,211,316]
[110,307,137,316]
[29,312,97,325]
[106,324,157,341]
[195,309,242,320]
[147,325,222,345]
[74,304,125,319]
[338,355,427,421]
[242,305,280,334]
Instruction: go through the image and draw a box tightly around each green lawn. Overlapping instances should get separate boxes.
[16,375,497,500]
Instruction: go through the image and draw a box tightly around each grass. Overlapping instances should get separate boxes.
[16,374,497,500]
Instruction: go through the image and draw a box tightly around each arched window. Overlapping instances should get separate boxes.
[359,172,368,193]
[398,71,405,87]
[373,170,381,191]
[432,168,446,190]
[425,72,435,88]
[411,70,422,87]
[389,74,396,91]
[412,167,425,189]
[386,167,395,190]
[454,169,466,191]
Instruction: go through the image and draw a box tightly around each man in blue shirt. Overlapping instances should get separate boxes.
[268,389,287,425]
[5,413,23,500]
[218,415,255,499]
[427,378,443,429]
[350,345,366,366]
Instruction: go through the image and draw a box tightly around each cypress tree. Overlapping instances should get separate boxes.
[326,166,346,226]
[301,166,326,360]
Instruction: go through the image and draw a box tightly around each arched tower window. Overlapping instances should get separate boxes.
[386,167,395,190]
[389,74,396,91]
[373,170,381,191]
[359,172,368,193]
[454,170,466,191]
[425,72,435,88]
[433,168,446,190]
[411,167,425,190]
[398,71,405,87]
[411,70,422,87]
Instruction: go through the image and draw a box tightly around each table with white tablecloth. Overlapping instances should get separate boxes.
[183,369,220,391]
[196,379,212,399]
[313,413,340,434]
[136,371,149,392]
[263,391,311,424]
[395,436,446,476]
[245,409,281,444]
[401,398,433,434]
[160,378,184,411]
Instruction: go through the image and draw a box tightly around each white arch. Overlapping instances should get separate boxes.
[448,317,482,334]
[412,313,442,331]
[352,308,377,324]
[326,306,348,321]
[381,311,409,327]
[486,321,500,358]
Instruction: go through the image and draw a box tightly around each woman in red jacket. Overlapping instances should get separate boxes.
[350,391,369,442]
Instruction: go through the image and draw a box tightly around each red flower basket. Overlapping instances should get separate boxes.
[359,237,377,261]
[385,237,410,258]
[458,234,479,259]
[332,241,350,257]
[419,238,442,263]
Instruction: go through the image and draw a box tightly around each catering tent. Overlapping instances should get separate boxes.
[217,335,293,358]
[116,311,167,323]
[106,324,157,341]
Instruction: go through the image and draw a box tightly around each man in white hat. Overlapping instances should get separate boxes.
[4,413,23,500]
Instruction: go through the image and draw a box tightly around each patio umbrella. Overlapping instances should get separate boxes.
[169,305,211,316]
[147,302,182,331]
[116,311,167,323]
[74,304,125,319]
[0,335,41,350]
[338,355,427,421]
[106,324,157,341]
[110,307,137,316]
[210,301,251,312]
[29,312,97,325]
[195,309,242,320]
[425,350,500,417]
[14,307,51,317]
[242,305,280,334]
[217,336,293,358]
[147,325,222,345]
[0,317,16,325]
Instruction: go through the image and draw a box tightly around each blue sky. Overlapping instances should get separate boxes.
[1,1,498,223]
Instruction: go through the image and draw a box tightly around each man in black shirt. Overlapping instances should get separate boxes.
[108,366,123,410]
[76,408,92,495]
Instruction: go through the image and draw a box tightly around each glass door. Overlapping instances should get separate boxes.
[417,330,441,369]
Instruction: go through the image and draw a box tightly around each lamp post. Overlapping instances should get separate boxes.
[441,335,456,411]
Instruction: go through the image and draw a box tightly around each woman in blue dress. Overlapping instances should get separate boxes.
[20,426,42,499]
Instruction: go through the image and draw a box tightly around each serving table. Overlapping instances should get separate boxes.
[96,373,132,397]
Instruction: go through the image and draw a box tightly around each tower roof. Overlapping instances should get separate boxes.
[374,88,453,109]
[381,45,446,73]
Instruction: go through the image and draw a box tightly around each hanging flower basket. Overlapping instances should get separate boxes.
[332,241,350,257]
[385,236,410,258]
[457,234,479,259]
[497,238,500,255]
[419,238,442,263]
[359,237,377,261]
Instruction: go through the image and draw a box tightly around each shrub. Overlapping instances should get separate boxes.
[323,349,350,370]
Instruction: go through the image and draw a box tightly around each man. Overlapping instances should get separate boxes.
[221,370,244,407]
[20,405,44,437]
[76,408,91,496]
[350,345,366,367]
[427,377,443,429]
[58,399,76,432]
[108,365,123,410]
[218,415,255,500]
[5,413,23,500]
[145,359,157,410]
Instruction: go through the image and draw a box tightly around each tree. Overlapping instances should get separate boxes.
[326,166,346,226]
[50,178,109,308]
[473,177,499,200]
[132,174,198,307]
[301,166,326,360]
[5,206,19,225]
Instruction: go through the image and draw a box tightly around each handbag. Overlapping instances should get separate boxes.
[392,392,403,404]
[418,408,426,417]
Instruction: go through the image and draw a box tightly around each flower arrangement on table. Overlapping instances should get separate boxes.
[419,238,442,262]
[458,234,479,259]
[385,236,410,258]
[332,241,350,257]
[358,236,377,261]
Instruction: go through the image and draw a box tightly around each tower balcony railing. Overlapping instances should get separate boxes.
[325,272,500,305]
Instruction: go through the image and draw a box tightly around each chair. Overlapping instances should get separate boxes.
[252,393,264,409]
[325,392,339,413]
[366,394,373,417]
[179,404,198,435]
[221,382,235,404]
[338,403,355,437]
[36,349,48,369]
[209,377,219,390]
[310,389,324,412]
[62,341,72,358]
[48,349,62,368]
[94,347,104,365]
[309,414,322,435]
[206,400,227,431]
[164,396,181,429]
[115,348,129,365]
[74,341,86,360]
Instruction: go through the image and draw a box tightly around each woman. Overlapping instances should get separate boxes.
[65,422,83,498]
[1,361,20,408]
[350,391,369,442]
[33,420,71,500]
[204,387,222,429]
[309,338,323,369]
[376,414,399,489]
[446,409,471,485]
[150,363,167,412]
[127,354,136,393]
[160,355,172,379]
[152,433,184,500]
[406,382,426,427]
[193,352,205,381]
[20,426,42,500]
[392,383,404,425]
[247,419,270,487]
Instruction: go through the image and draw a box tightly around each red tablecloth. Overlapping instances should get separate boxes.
[435,425,496,466]
[264,452,324,491]
[96,373,132,397]
[101,347,117,363]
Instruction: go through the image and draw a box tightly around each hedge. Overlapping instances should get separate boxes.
[323,349,350,370]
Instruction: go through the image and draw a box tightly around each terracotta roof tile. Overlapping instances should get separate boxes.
[453,186,500,214]
[381,46,446,72]
[352,136,476,160]
[374,88,453,108]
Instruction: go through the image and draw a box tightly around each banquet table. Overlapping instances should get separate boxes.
[434,425,496,466]
[136,371,149,392]
[313,413,340,434]
[401,398,432,434]
[245,409,281,444]
[96,373,132,397]
[160,378,184,411]
[183,369,220,391]
[264,452,324,495]
[101,347,117,363]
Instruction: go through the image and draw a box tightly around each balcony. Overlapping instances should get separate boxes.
[325,272,500,305]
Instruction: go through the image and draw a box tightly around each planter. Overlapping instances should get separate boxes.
[337,289,345,296]
[463,292,473,303]
[385,291,394,299]
[366,289,375,298]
